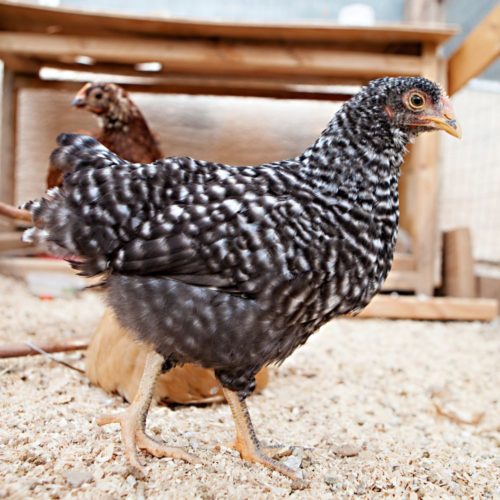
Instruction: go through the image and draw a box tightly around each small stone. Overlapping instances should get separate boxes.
[136,483,146,500]
[355,483,367,495]
[126,474,137,487]
[63,469,93,488]
[93,467,104,480]
[96,443,114,463]
[325,475,337,486]
[96,479,115,492]
[54,394,74,405]
[0,429,10,445]
[324,475,340,492]
[269,486,289,495]
[283,454,302,470]
[332,443,360,457]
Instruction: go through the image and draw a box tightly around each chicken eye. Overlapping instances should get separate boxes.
[408,92,425,110]
[94,92,103,100]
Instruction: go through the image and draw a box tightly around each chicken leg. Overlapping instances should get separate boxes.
[222,387,304,484]
[97,350,199,475]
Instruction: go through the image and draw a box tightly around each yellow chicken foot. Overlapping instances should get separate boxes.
[97,351,199,476]
[222,387,305,486]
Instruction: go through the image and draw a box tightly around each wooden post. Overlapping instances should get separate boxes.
[401,43,442,296]
[442,227,476,297]
[0,63,17,207]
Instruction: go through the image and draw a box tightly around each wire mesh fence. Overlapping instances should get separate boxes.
[440,80,500,264]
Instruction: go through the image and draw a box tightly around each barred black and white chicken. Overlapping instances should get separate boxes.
[22,77,460,482]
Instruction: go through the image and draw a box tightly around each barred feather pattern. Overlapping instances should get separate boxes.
[23,77,443,396]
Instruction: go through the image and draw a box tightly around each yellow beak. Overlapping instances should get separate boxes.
[421,97,462,139]
[423,115,462,138]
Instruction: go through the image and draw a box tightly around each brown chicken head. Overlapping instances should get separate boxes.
[71,82,129,116]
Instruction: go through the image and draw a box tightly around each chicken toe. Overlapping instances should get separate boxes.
[135,431,199,463]
[97,410,147,475]
[259,444,294,460]
[97,350,198,475]
[223,388,305,485]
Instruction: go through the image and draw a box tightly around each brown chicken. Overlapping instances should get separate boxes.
[7,81,269,403]
[47,82,162,188]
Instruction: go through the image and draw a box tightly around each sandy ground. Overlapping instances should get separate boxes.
[0,273,499,499]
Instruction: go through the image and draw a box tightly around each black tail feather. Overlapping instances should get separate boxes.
[21,133,130,275]
[49,133,124,176]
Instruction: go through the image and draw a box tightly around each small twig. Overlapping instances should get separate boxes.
[432,399,485,425]
[0,339,88,359]
[22,340,85,374]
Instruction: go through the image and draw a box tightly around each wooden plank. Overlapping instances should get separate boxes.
[16,74,356,102]
[448,4,500,95]
[0,231,30,251]
[0,63,16,207]
[0,256,72,277]
[0,1,456,44]
[442,228,476,297]
[0,33,423,81]
[37,63,371,87]
[0,256,103,287]
[359,294,498,321]
[0,200,31,222]
[0,54,40,74]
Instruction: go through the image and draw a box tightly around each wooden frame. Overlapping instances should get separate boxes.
[360,294,498,321]
[448,4,500,95]
[0,1,457,296]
